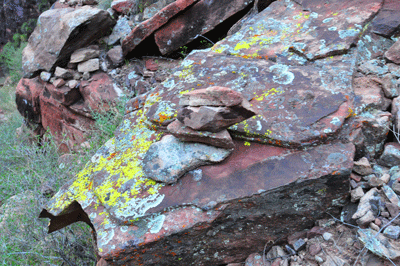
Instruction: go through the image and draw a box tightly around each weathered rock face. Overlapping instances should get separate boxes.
[34,0,400,265]
[22,6,115,77]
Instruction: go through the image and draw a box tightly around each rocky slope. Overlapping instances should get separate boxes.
[11,0,400,265]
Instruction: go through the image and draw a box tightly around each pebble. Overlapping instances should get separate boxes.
[322,232,333,241]
[380,173,390,184]
[383,225,400,239]
[315,255,324,263]
[292,239,306,252]
[351,187,364,202]
[308,243,322,256]
[369,222,380,231]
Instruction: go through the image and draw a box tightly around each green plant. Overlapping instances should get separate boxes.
[179,45,189,58]
[0,40,27,84]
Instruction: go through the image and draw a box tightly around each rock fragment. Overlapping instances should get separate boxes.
[143,134,232,184]
[353,157,374,176]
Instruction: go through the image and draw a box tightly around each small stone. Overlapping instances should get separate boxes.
[352,188,381,226]
[382,185,400,206]
[285,245,296,255]
[82,72,91,80]
[73,72,82,80]
[322,232,332,241]
[392,181,400,195]
[78,58,100,73]
[107,45,124,67]
[67,80,79,89]
[368,176,384,187]
[385,39,400,65]
[80,141,90,149]
[55,66,73,79]
[350,179,358,189]
[353,157,374,176]
[107,16,132,45]
[379,142,400,168]
[307,226,327,239]
[70,47,100,63]
[53,78,66,88]
[293,238,306,252]
[381,74,399,98]
[267,246,287,260]
[40,71,52,82]
[380,173,390,184]
[375,218,382,227]
[314,256,324,263]
[383,225,400,239]
[308,243,322,256]
[386,203,400,218]
[351,187,365,202]
[362,174,375,182]
[244,253,263,266]
[145,59,159,71]
[369,222,380,231]
[381,211,390,218]
[350,173,362,182]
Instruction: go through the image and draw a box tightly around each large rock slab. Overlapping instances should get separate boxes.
[154,0,253,55]
[122,0,198,56]
[212,0,382,61]
[22,6,115,77]
[371,0,400,37]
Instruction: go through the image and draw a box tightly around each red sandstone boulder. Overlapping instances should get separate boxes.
[22,6,115,77]
[15,77,45,124]
[122,0,198,56]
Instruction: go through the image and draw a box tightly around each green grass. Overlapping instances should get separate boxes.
[0,82,127,265]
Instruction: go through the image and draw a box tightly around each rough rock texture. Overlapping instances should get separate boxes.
[22,6,115,77]
[371,0,400,37]
[154,0,253,55]
[167,120,235,149]
[122,0,198,56]
[37,0,400,265]
[142,134,232,184]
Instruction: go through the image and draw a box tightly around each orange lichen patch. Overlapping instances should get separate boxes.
[107,152,117,160]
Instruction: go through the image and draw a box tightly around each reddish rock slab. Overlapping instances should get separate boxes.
[99,141,354,265]
[111,0,136,15]
[167,120,235,149]
[212,0,382,61]
[45,83,82,106]
[371,0,400,37]
[179,86,246,107]
[79,73,123,114]
[177,105,256,132]
[39,90,95,148]
[146,51,352,148]
[154,0,253,55]
[121,0,199,56]
[15,77,45,124]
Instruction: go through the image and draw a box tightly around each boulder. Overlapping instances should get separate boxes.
[107,16,132,46]
[15,77,45,124]
[22,6,115,77]
[154,0,253,55]
[122,0,198,56]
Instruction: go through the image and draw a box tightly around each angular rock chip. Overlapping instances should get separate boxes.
[179,86,247,107]
[22,6,115,77]
[77,58,100,73]
[379,142,400,167]
[167,120,235,149]
[385,38,400,64]
[70,47,100,64]
[177,105,256,132]
[143,134,232,184]
[358,228,400,260]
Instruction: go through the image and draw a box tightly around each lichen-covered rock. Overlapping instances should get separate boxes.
[22,6,115,77]
[142,134,232,184]
[379,142,400,167]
